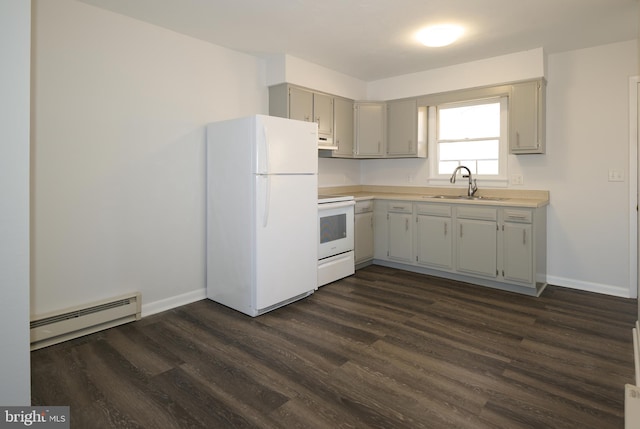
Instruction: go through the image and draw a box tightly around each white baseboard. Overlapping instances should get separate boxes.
[546,275,632,298]
[626,384,640,429]
[634,322,639,386]
[626,322,640,428]
[141,288,207,318]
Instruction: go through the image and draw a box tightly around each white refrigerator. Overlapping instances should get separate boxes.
[206,114,319,316]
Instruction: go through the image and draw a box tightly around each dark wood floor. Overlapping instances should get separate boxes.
[31,265,638,428]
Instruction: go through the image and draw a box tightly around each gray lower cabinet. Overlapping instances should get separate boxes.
[502,208,537,285]
[387,202,413,262]
[415,204,453,270]
[354,200,374,264]
[456,218,498,278]
[372,200,547,295]
[503,222,533,284]
[455,206,498,279]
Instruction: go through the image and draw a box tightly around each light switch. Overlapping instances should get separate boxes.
[608,169,624,182]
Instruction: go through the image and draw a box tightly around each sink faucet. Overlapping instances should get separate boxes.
[450,166,478,197]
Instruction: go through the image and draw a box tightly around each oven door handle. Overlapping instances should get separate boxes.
[318,200,355,211]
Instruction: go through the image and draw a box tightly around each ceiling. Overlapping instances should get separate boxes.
[78,0,638,81]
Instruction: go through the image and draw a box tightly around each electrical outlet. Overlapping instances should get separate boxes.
[510,174,524,185]
[608,169,624,182]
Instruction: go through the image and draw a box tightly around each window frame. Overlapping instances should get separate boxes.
[427,96,509,186]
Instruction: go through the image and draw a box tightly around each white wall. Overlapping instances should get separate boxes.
[0,0,31,405]
[367,48,546,100]
[356,40,638,297]
[32,0,267,317]
[534,40,637,296]
[266,54,367,101]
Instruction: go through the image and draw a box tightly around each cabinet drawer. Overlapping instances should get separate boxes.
[456,206,497,221]
[416,203,452,217]
[355,200,373,214]
[503,209,532,223]
[387,201,412,213]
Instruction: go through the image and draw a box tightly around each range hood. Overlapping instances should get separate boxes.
[318,135,336,150]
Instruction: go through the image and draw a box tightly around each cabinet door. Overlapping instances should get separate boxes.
[388,212,413,262]
[503,222,533,284]
[289,87,313,122]
[334,97,354,157]
[313,92,334,137]
[456,219,497,278]
[416,214,452,270]
[510,80,545,154]
[354,212,374,264]
[355,102,385,157]
[387,99,417,156]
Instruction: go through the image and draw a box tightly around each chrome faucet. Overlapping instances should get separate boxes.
[450,166,478,197]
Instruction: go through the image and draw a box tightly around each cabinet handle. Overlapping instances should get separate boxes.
[405,218,409,231]
[316,116,320,123]
[460,224,463,238]
[516,131,520,147]
[523,230,526,245]
[444,222,447,236]
[508,215,528,220]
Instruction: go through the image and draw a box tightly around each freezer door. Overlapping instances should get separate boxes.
[255,115,318,175]
[254,174,318,311]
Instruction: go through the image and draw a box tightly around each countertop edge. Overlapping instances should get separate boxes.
[320,186,549,208]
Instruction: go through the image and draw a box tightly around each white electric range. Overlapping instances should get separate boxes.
[317,194,355,286]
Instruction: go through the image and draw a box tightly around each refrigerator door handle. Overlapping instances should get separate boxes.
[259,123,270,175]
[262,175,271,227]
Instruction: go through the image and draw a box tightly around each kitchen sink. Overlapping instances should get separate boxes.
[422,195,507,201]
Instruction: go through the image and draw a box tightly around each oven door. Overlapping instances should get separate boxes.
[318,200,355,260]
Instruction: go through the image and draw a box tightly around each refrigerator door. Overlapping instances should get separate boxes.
[254,174,318,311]
[255,115,318,175]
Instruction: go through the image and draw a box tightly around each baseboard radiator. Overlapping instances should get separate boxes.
[30,292,141,350]
[626,321,640,429]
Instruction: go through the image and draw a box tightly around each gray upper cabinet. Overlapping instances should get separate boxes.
[271,78,546,159]
[313,92,334,139]
[386,98,427,158]
[509,79,546,154]
[288,86,313,122]
[354,102,386,157]
[332,97,354,157]
[269,83,334,146]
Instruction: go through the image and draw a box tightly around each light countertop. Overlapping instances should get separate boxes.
[319,185,549,208]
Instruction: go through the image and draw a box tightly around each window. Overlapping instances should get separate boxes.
[428,97,508,183]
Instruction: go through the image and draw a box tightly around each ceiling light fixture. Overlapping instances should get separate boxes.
[416,25,464,47]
